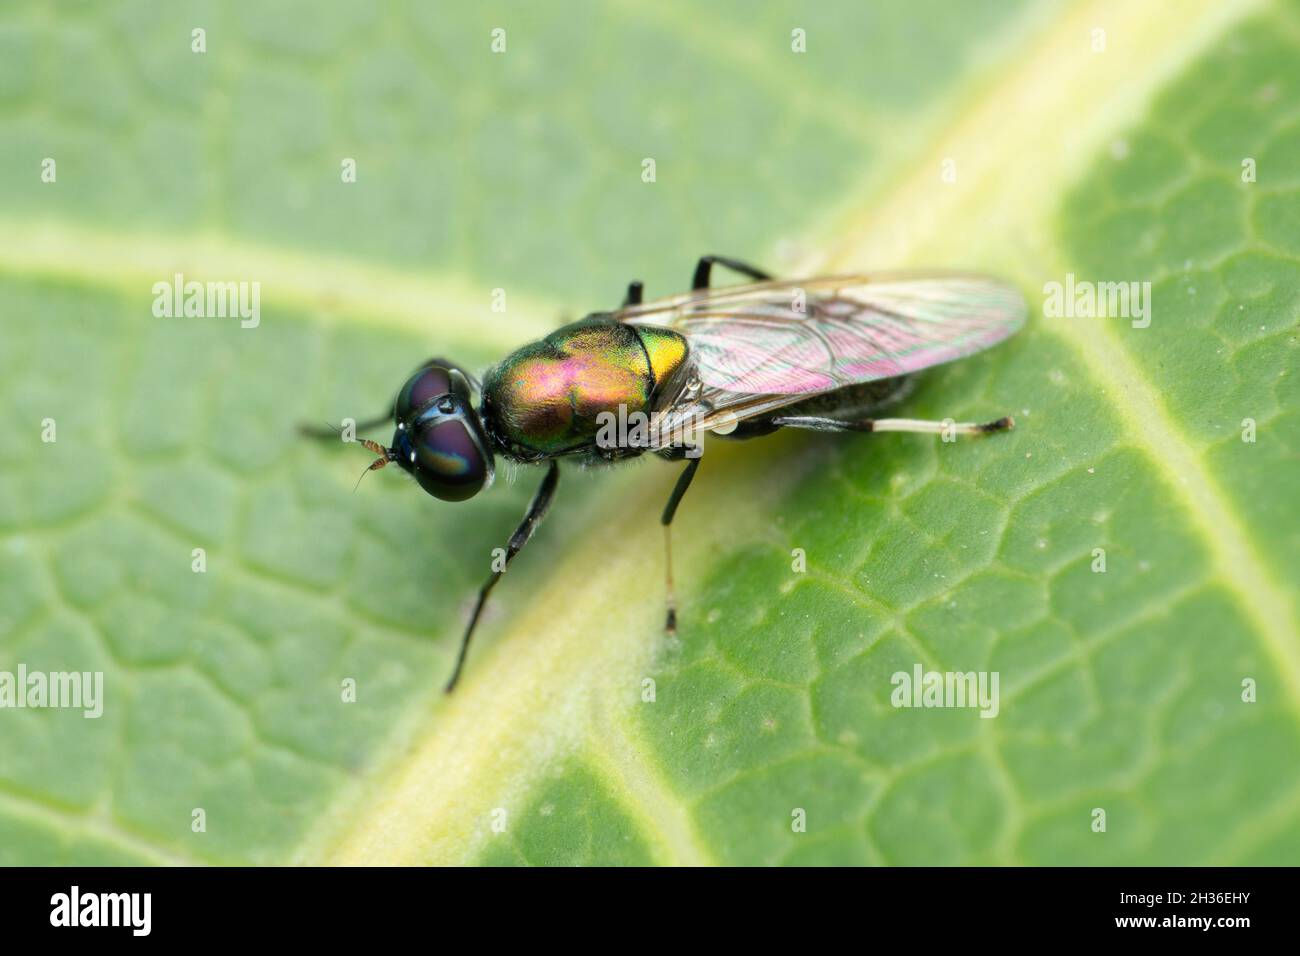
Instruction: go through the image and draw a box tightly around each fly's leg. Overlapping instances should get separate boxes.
[297,356,478,439]
[298,414,393,440]
[623,281,644,307]
[770,414,1015,436]
[660,455,701,634]
[692,255,773,290]
[446,460,561,693]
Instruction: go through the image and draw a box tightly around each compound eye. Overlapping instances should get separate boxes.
[409,419,489,502]
[394,366,455,424]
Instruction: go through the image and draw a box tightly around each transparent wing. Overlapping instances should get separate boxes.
[617,272,1026,447]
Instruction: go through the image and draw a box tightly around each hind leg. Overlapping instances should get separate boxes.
[771,414,1015,436]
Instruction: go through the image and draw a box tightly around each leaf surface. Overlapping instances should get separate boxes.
[0,0,1295,865]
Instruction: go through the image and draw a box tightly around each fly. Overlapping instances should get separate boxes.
[303,255,1027,692]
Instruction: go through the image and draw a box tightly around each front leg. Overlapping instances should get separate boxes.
[445,460,560,692]
[298,355,480,440]
[298,414,392,439]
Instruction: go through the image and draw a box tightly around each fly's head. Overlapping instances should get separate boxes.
[356,363,494,501]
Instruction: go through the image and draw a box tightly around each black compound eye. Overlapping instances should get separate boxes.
[409,419,489,502]
[394,366,455,423]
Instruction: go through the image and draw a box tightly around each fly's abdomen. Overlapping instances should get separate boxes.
[483,320,687,458]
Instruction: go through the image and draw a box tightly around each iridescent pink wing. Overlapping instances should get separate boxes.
[617,272,1026,446]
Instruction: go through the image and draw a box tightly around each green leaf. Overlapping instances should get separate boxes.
[1,0,1296,866]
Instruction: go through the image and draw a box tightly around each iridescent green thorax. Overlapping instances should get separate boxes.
[482,320,688,459]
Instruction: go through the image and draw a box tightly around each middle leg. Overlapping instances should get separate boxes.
[692,255,772,291]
